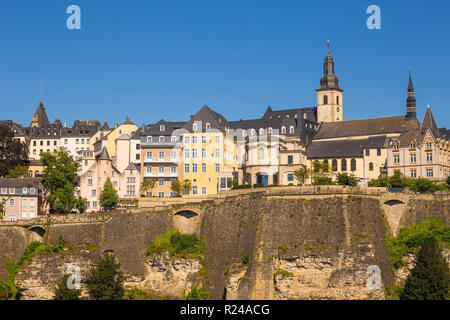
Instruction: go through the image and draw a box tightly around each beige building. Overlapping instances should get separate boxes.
[0,178,42,221]
[77,147,140,212]
[60,120,101,159]
[386,105,449,181]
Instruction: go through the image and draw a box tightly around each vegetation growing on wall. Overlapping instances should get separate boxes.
[53,274,82,300]
[86,253,125,300]
[146,229,205,258]
[185,285,209,300]
[369,170,450,193]
[384,217,450,270]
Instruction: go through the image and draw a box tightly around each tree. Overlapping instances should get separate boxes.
[99,177,118,210]
[6,165,29,178]
[294,168,309,186]
[171,179,182,195]
[0,123,28,177]
[0,197,11,220]
[446,176,450,185]
[73,196,87,213]
[41,148,79,213]
[311,161,335,186]
[140,178,156,197]
[86,253,125,300]
[336,173,358,186]
[182,179,192,195]
[400,237,450,300]
[53,274,82,300]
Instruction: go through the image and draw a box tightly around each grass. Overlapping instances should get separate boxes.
[123,288,172,300]
[146,229,205,259]
[273,269,293,279]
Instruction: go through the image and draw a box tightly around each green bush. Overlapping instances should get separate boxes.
[53,274,82,300]
[231,185,252,190]
[273,269,293,279]
[86,253,125,300]
[385,218,450,270]
[253,183,265,188]
[147,229,205,258]
[242,254,250,265]
[336,173,358,186]
[185,285,209,300]
[124,288,149,300]
[312,176,335,186]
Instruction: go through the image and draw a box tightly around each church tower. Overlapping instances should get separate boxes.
[316,42,343,123]
[406,70,417,119]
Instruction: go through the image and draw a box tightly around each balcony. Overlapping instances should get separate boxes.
[143,172,178,178]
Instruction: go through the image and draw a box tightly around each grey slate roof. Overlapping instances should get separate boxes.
[31,101,50,127]
[0,178,42,190]
[183,106,228,132]
[97,147,111,161]
[307,136,387,159]
[313,116,407,140]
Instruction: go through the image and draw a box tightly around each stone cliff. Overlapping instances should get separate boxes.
[0,191,448,300]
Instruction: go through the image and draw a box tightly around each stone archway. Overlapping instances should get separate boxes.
[29,226,46,242]
[173,210,201,235]
[382,199,407,236]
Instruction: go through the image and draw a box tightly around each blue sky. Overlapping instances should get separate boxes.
[0,0,449,128]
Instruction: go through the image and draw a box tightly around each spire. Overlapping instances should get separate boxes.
[98,147,111,161]
[31,101,50,128]
[406,69,417,119]
[317,41,342,92]
[421,105,437,130]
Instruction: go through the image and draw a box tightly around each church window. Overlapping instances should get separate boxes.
[351,159,356,171]
[369,163,374,171]
[341,159,347,171]
[323,95,328,105]
[331,159,337,171]
[336,96,340,105]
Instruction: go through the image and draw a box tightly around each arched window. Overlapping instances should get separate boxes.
[336,96,340,105]
[193,123,198,131]
[323,95,328,105]
[206,123,211,131]
[341,159,347,171]
[251,129,256,136]
[160,125,165,132]
[281,126,286,134]
[29,170,33,177]
[369,163,374,171]
[268,127,272,134]
[259,128,265,135]
[332,159,338,171]
[258,147,265,160]
[147,136,152,143]
[351,159,356,171]
[289,126,295,134]
[159,136,164,143]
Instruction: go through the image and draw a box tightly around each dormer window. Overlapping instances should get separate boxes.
[193,123,198,131]
[160,125,165,132]
[268,127,272,134]
[159,136,164,143]
[206,123,211,131]
[281,126,286,134]
[289,126,295,134]
[259,128,265,135]
[147,137,152,143]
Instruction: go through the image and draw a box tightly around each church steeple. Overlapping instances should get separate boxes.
[406,69,417,119]
[316,41,344,123]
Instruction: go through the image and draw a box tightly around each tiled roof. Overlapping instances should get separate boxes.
[307,136,387,159]
[0,178,41,189]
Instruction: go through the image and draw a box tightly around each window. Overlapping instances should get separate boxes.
[365,150,370,156]
[192,136,197,144]
[215,149,220,158]
[192,149,198,159]
[171,166,177,174]
[202,136,206,144]
[147,136,152,143]
[410,153,416,163]
[185,164,190,173]
[202,187,206,195]
[171,151,177,160]
[350,159,356,171]
[159,136,164,143]
[193,123,198,131]
[30,188,35,195]
[76,139,79,144]
[146,152,152,160]
[146,166,152,174]
[394,155,400,164]
[410,169,417,178]
[30,199,35,207]
[393,143,399,151]
[184,136,190,144]
[426,169,433,178]
[184,149,190,159]
[22,188,27,194]
[10,199,14,206]
[202,149,206,158]
[192,186,198,195]
[288,155,293,164]
[92,190,96,197]
[159,179,164,186]
[336,96,340,105]
[323,95,328,105]
[9,188,15,194]
[215,136,220,144]
[377,149,381,156]
[215,164,220,173]
[202,163,206,173]
[64,139,68,144]
[159,166,164,174]
[113,181,118,188]
[331,159,337,171]
[281,126,286,134]
[171,136,176,143]
[206,123,211,131]
[341,159,347,171]
[288,173,294,182]
[289,126,294,134]
[159,152,164,160]
[426,152,433,162]
[369,163,374,171]
[192,164,198,173]
[93,201,97,208]
[22,199,27,207]
[88,179,93,186]
[160,125,165,132]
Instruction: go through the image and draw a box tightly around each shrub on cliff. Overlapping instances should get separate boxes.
[400,237,450,300]
[53,274,82,300]
[385,218,450,270]
[185,285,209,300]
[86,253,124,300]
[99,177,119,210]
[147,229,205,258]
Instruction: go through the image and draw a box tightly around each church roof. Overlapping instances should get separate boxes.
[313,116,406,140]
[307,136,387,159]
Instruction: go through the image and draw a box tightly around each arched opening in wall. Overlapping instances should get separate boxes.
[175,211,199,219]
[174,210,200,234]
[384,200,405,206]
[29,226,46,238]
